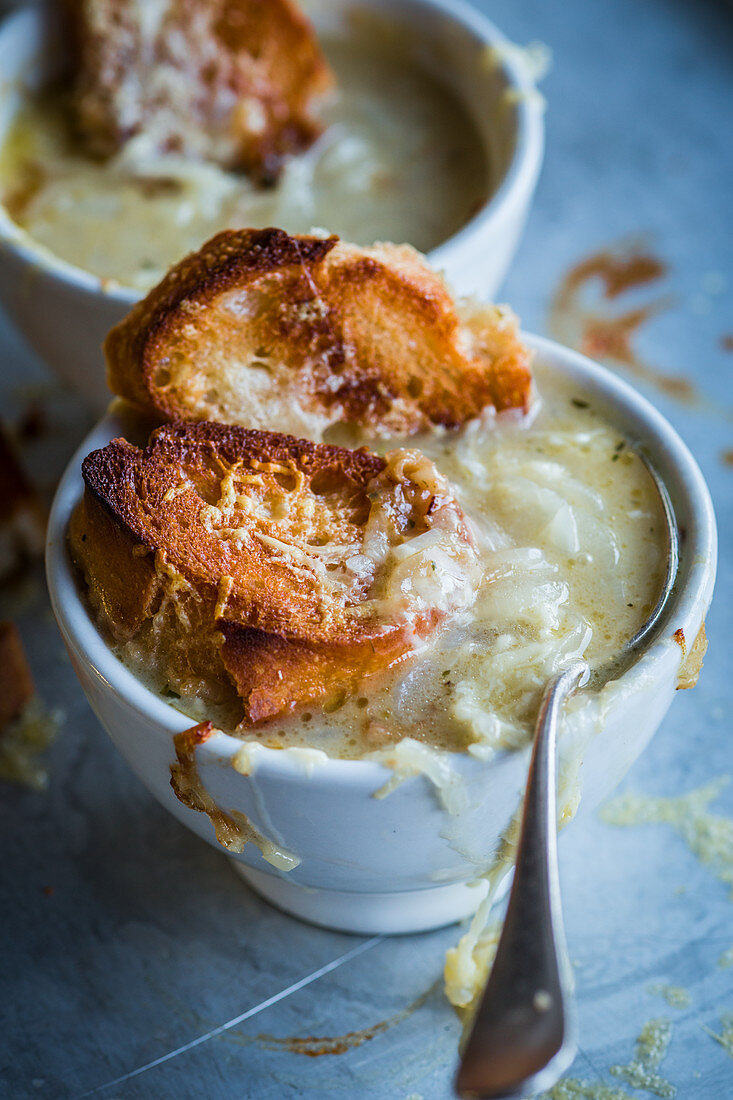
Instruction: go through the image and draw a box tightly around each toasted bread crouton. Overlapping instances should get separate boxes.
[70,420,480,722]
[65,0,333,181]
[0,426,46,582]
[105,228,533,439]
[0,622,34,731]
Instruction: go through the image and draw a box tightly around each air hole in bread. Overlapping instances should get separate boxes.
[407,377,423,398]
[192,478,221,506]
[309,469,349,496]
[270,470,298,492]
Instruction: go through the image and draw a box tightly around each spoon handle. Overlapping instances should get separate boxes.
[456,659,589,1099]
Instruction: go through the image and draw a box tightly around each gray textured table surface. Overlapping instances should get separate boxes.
[1,1,732,1098]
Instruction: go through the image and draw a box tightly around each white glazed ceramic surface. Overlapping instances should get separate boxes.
[45,337,717,934]
[0,0,544,411]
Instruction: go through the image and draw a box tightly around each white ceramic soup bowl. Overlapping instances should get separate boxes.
[0,0,544,412]
[45,336,716,935]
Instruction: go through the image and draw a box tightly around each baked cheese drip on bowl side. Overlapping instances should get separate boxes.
[120,370,667,759]
[0,33,488,292]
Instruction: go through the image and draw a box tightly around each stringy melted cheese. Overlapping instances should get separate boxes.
[129,370,666,759]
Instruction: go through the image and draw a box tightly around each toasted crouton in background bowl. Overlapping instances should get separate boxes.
[0,0,544,411]
[45,335,715,935]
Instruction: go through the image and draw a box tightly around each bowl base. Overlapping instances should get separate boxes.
[231,862,498,935]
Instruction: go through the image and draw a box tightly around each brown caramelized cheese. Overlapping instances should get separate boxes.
[104,229,532,440]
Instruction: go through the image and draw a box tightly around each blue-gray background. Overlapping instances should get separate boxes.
[1,0,731,1097]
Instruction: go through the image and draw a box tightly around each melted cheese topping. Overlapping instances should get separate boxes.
[0,34,488,290]
[114,370,667,757]
[196,446,481,631]
[231,372,666,758]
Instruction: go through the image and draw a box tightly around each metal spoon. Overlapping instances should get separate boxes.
[456,456,678,1099]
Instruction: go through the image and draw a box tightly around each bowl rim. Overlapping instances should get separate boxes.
[45,334,718,783]
[0,0,544,302]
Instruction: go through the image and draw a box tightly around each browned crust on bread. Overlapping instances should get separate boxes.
[64,0,333,180]
[71,419,478,724]
[76,419,387,644]
[106,230,339,415]
[69,490,160,642]
[0,622,34,731]
[220,623,418,724]
[105,228,533,438]
[70,421,408,721]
